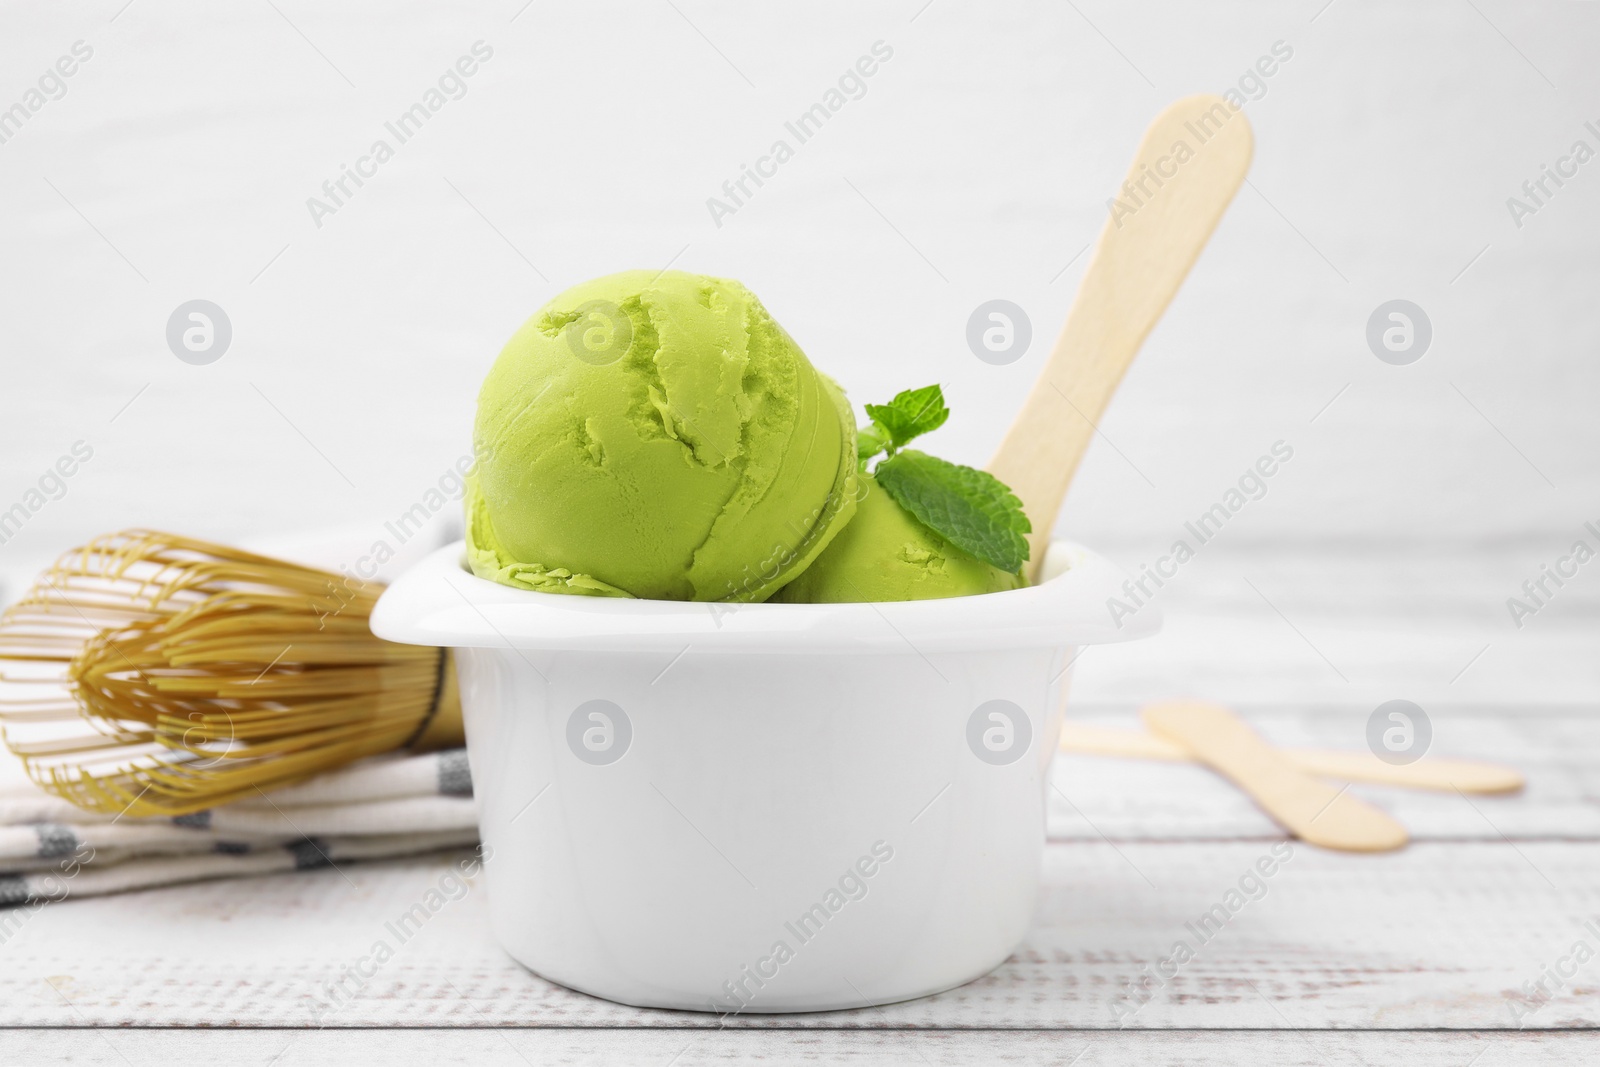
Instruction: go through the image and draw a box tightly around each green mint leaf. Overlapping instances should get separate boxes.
[856,422,889,470]
[863,384,949,454]
[874,450,1031,573]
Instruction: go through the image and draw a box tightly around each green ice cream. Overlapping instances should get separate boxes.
[772,473,1023,603]
[467,270,858,602]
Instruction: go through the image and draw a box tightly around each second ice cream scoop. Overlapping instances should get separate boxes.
[771,473,1022,603]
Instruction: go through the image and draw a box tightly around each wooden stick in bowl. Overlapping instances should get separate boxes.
[988,95,1254,582]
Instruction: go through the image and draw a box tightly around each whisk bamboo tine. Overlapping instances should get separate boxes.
[0,528,462,817]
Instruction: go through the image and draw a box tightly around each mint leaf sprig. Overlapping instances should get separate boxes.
[862,384,948,459]
[856,384,1031,574]
[876,450,1031,574]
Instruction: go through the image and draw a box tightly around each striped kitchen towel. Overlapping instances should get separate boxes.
[0,747,478,906]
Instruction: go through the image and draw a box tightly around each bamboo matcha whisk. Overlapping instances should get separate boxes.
[0,530,462,817]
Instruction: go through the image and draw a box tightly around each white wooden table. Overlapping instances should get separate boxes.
[3,548,1597,1064]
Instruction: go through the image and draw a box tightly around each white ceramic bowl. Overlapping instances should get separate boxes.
[372,541,1157,1013]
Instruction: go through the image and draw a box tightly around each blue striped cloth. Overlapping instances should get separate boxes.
[0,748,478,907]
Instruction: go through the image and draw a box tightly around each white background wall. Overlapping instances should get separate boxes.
[1,1,1596,705]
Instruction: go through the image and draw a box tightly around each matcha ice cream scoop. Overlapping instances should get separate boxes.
[468,270,858,602]
[772,473,1022,603]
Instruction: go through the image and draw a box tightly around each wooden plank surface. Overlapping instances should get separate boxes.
[3,710,1596,1032]
[1065,547,1600,711]
[2,1028,1596,1066]
[7,840,1596,1030]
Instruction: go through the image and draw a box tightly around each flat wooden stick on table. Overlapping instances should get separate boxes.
[1059,721,1525,794]
[1143,701,1410,852]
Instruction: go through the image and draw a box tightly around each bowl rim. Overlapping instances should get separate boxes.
[370,540,1161,654]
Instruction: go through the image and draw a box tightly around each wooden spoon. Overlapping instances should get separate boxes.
[1144,701,1410,852]
[989,95,1253,582]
